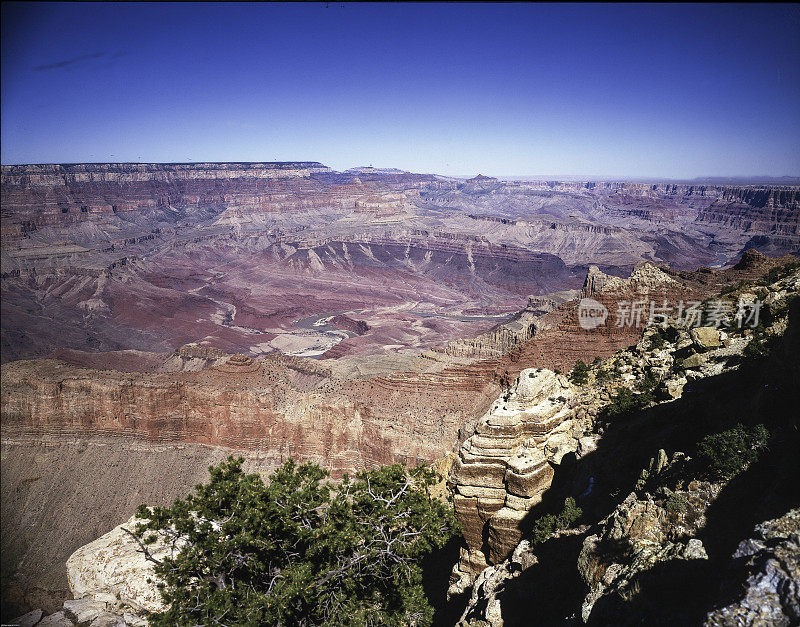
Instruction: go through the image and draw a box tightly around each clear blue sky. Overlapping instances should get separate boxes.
[2,2,799,177]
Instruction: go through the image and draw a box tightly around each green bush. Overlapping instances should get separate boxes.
[131,456,459,626]
[570,360,589,385]
[531,497,582,545]
[648,333,665,350]
[595,369,614,384]
[601,372,659,422]
[664,493,687,514]
[601,387,648,421]
[760,261,800,286]
[636,370,660,396]
[662,326,681,343]
[743,324,778,360]
[696,423,769,481]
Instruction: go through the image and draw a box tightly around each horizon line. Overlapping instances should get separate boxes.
[1,161,799,183]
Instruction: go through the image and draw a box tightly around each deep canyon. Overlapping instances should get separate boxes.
[1,162,799,617]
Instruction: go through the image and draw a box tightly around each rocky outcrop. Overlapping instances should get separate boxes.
[705,509,800,627]
[158,342,231,372]
[66,515,168,614]
[450,264,800,625]
[456,539,539,626]
[447,261,800,596]
[13,593,150,627]
[581,262,680,297]
[448,368,581,591]
[329,314,370,336]
[442,308,538,359]
[578,482,716,623]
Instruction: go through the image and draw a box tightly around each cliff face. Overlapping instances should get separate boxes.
[0,351,502,615]
[0,436,280,616]
[448,368,577,587]
[0,354,489,476]
[0,162,332,237]
[448,259,800,592]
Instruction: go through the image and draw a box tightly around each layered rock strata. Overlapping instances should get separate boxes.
[448,368,580,590]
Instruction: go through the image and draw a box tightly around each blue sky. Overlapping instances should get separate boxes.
[2,2,799,177]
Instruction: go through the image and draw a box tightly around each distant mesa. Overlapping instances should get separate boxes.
[345,166,410,176]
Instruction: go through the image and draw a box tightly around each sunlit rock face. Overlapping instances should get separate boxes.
[448,367,576,591]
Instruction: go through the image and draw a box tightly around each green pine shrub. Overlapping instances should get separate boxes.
[531,497,582,545]
[696,423,769,481]
[131,456,460,626]
[570,360,589,385]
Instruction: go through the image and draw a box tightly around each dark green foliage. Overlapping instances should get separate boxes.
[553,368,562,375]
[743,323,779,361]
[760,261,800,286]
[132,457,459,626]
[664,493,687,515]
[696,423,769,481]
[648,333,665,350]
[601,386,652,422]
[596,359,620,384]
[662,326,680,344]
[635,369,660,401]
[599,368,660,423]
[595,369,614,384]
[647,324,680,348]
[531,497,582,545]
[570,360,589,385]
[721,279,754,296]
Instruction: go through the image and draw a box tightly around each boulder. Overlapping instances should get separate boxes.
[681,353,707,369]
[9,609,43,627]
[122,613,147,627]
[63,598,108,625]
[690,327,722,350]
[514,368,561,400]
[664,377,687,399]
[88,616,127,627]
[37,611,74,627]
[577,435,599,457]
[67,516,175,614]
